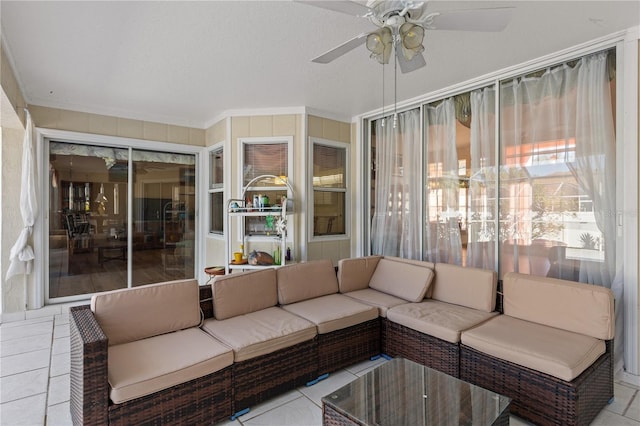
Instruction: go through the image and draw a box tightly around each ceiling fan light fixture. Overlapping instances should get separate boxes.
[400,23,424,50]
[366,27,393,64]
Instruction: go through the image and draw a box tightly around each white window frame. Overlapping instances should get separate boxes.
[207,142,224,236]
[309,137,350,241]
[238,136,294,243]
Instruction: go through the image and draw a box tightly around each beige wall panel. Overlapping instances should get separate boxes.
[1,45,26,125]
[1,127,29,313]
[117,117,145,139]
[308,115,323,138]
[28,105,61,129]
[322,119,341,142]
[339,122,351,144]
[189,128,205,146]
[231,116,250,139]
[249,115,273,137]
[89,113,118,136]
[273,114,296,136]
[168,125,190,145]
[306,242,324,262]
[59,109,90,133]
[205,237,226,268]
[143,121,169,142]
[206,119,226,145]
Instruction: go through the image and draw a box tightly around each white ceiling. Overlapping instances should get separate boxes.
[1,1,638,128]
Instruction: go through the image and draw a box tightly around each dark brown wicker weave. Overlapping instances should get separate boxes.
[460,340,614,426]
[199,284,214,319]
[318,318,381,375]
[70,305,109,425]
[70,304,233,425]
[383,319,459,377]
[233,337,318,412]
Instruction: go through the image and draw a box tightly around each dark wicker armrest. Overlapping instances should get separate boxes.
[70,305,109,425]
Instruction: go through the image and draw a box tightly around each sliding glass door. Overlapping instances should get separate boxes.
[48,141,196,300]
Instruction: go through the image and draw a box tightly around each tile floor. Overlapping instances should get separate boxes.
[1,306,639,426]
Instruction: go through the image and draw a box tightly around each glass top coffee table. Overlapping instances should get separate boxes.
[322,358,511,426]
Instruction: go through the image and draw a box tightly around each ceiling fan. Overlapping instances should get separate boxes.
[300,0,513,73]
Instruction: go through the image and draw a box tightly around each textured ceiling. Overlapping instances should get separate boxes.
[1,1,638,128]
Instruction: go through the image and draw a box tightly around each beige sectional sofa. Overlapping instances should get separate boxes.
[70,257,614,426]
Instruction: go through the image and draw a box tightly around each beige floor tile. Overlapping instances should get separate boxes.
[50,352,70,377]
[47,374,70,406]
[237,389,303,421]
[53,323,70,340]
[0,334,51,357]
[297,370,357,406]
[0,368,49,403]
[51,336,70,355]
[243,396,322,426]
[627,392,640,422]
[1,316,52,329]
[592,408,640,426]
[0,321,52,342]
[0,393,46,425]
[0,348,50,377]
[46,401,72,426]
[607,382,639,415]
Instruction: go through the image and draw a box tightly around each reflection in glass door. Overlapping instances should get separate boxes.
[131,150,196,286]
[48,142,129,298]
[48,142,196,300]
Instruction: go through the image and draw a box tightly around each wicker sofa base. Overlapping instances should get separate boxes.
[108,366,232,426]
[233,337,319,412]
[460,342,613,426]
[383,319,459,377]
[318,318,381,375]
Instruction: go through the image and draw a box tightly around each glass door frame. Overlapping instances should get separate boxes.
[38,128,202,305]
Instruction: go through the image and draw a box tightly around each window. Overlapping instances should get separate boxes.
[240,137,292,237]
[209,146,224,234]
[311,138,348,237]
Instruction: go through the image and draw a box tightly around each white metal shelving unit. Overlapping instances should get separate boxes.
[225,175,294,274]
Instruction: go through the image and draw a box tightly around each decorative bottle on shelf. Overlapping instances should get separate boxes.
[286,247,291,261]
[274,246,281,265]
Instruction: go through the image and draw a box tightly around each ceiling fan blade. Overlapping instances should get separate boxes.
[396,48,426,74]
[426,7,513,32]
[312,33,368,64]
[294,0,371,17]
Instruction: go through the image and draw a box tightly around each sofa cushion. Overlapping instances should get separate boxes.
[343,289,408,317]
[503,272,615,340]
[431,263,497,312]
[337,256,383,293]
[91,279,200,346]
[201,306,317,362]
[281,293,379,334]
[212,268,277,320]
[108,327,233,404]
[277,260,339,305]
[461,315,606,382]
[368,258,434,303]
[387,300,498,343]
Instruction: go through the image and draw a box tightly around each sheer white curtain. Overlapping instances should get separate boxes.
[424,98,462,264]
[501,51,622,365]
[467,87,497,269]
[371,109,422,258]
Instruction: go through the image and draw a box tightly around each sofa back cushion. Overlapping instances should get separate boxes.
[91,279,200,346]
[369,258,434,303]
[431,263,497,312]
[503,272,614,340]
[213,268,278,320]
[337,256,383,293]
[277,259,338,305]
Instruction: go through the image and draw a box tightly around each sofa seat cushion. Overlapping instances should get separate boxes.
[108,327,233,404]
[461,315,606,382]
[343,289,407,317]
[201,306,317,362]
[387,300,498,343]
[281,293,379,334]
